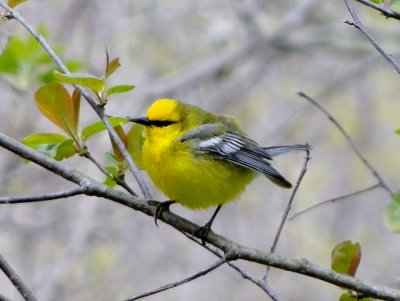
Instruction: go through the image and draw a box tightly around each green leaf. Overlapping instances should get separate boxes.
[22,133,77,160]
[339,293,374,301]
[106,85,135,96]
[22,132,69,146]
[81,117,129,140]
[127,124,145,170]
[104,165,118,187]
[370,0,383,3]
[105,57,121,78]
[8,0,28,8]
[339,293,356,301]
[53,70,105,92]
[53,139,78,160]
[34,83,79,137]
[0,37,24,74]
[384,192,400,233]
[331,240,361,277]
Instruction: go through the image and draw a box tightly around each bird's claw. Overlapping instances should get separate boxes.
[148,200,176,227]
[193,222,212,245]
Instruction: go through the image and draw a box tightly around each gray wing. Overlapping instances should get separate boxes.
[180,124,292,188]
[263,144,311,157]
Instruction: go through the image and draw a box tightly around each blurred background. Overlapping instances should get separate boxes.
[0,0,400,300]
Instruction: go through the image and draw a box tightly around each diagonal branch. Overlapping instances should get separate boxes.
[1,133,400,300]
[263,147,311,280]
[82,151,137,196]
[298,91,393,195]
[125,258,227,301]
[183,233,280,301]
[0,188,84,204]
[289,183,381,220]
[344,0,400,74]
[0,1,151,200]
[0,252,38,301]
[354,0,400,20]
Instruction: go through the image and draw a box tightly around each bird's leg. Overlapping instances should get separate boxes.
[147,200,176,227]
[194,205,222,244]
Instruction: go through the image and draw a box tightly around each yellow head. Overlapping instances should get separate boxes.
[130,99,216,141]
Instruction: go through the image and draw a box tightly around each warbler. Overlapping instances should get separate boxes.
[130,99,309,238]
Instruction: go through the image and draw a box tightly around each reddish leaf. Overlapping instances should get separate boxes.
[110,125,127,161]
[71,88,81,133]
[34,83,79,138]
[331,240,361,277]
[106,58,121,78]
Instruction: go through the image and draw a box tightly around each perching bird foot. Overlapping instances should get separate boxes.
[193,221,213,245]
[148,200,176,227]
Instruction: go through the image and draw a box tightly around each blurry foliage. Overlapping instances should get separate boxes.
[0,26,83,92]
[384,192,400,233]
[19,51,137,186]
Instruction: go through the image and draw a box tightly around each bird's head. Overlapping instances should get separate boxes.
[130,99,187,141]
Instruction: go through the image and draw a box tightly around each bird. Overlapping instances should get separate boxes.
[129,98,309,241]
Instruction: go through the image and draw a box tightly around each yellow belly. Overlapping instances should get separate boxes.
[142,140,254,209]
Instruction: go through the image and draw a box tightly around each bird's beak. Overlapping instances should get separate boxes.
[129,116,151,126]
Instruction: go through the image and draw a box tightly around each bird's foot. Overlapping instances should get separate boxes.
[193,221,213,245]
[147,200,176,227]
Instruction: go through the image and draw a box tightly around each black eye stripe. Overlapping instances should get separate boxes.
[149,120,176,127]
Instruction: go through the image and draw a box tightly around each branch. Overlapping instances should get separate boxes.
[0,1,151,200]
[125,258,227,301]
[0,188,84,204]
[289,184,380,220]
[1,133,400,300]
[354,0,400,20]
[297,91,393,195]
[263,147,311,280]
[344,0,400,74]
[82,151,137,196]
[0,252,38,301]
[183,233,280,301]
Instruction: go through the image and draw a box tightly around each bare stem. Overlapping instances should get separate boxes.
[124,258,227,301]
[0,188,84,204]
[353,0,400,20]
[0,252,38,301]
[263,147,311,280]
[82,151,138,196]
[298,91,393,195]
[289,183,380,220]
[344,0,400,74]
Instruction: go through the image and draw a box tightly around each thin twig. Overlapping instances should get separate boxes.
[0,1,151,200]
[82,151,137,196]
[298,91,393,195]
[344,0,400,74]
[1,133,400,300]
[0,252,38,301]
[354,0,400,20]
[289,183,380,220]
[263,147,311,281]
[124,258,227,301]
[183,233,280,301]
[0,188,84,204]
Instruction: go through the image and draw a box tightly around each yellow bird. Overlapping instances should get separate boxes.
[130,99,308,238]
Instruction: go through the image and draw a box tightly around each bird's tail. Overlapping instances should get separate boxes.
[262,144,311,157]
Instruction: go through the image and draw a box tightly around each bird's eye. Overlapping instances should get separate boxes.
[149,120,176,127]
